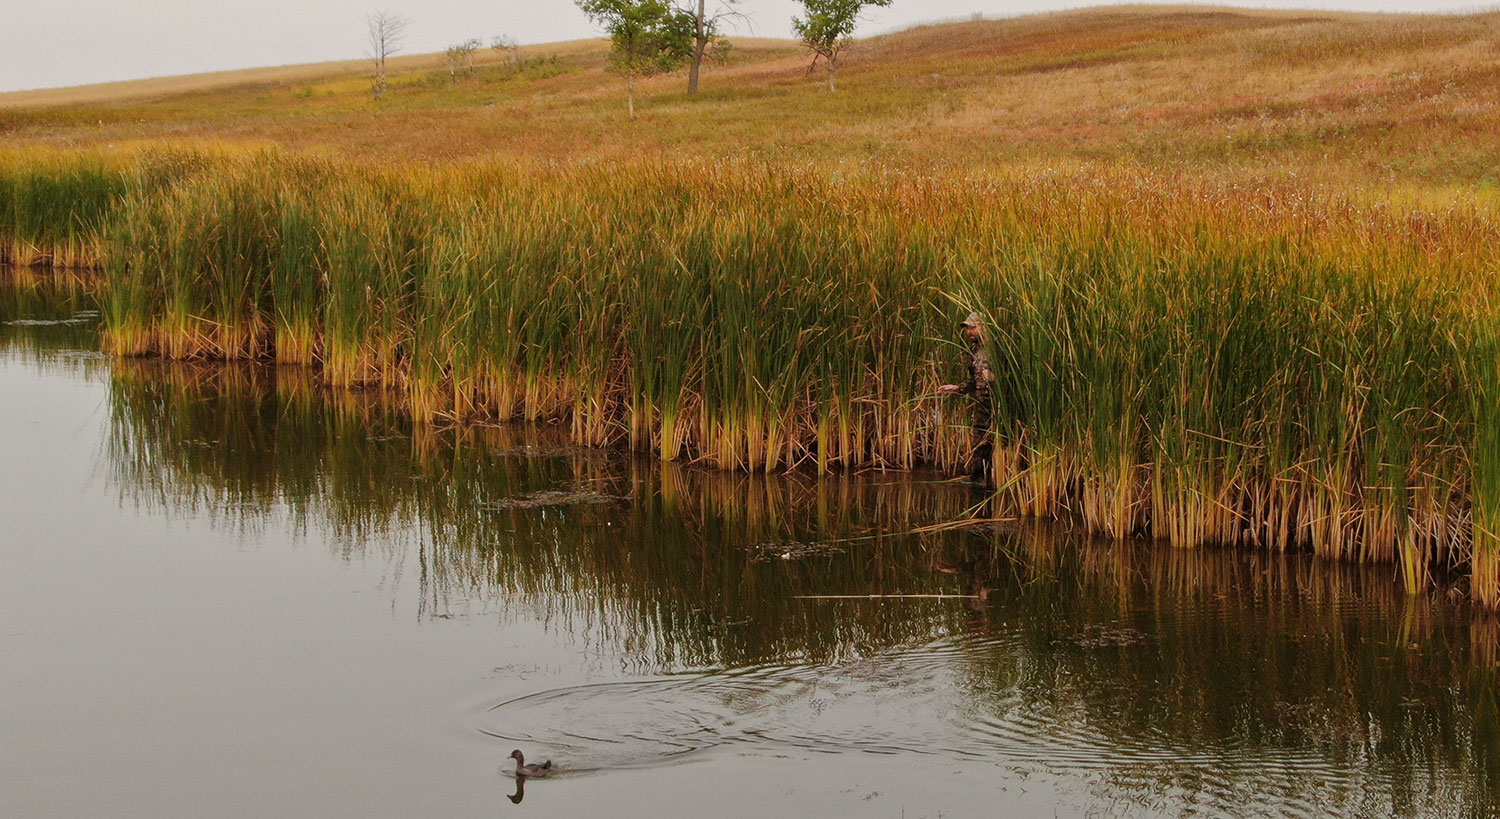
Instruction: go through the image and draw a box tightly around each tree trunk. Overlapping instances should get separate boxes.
[828,60,837,93]
[688,48,704,94]
[628,76,636,120]
[689,0,709,94]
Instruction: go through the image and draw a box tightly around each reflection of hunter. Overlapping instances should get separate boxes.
[938,312,995,481]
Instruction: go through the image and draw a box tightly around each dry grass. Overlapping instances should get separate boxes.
[0,38,616,109]
[1,7,1498,186]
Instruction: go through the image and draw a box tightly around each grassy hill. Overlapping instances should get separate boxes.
[2,6,1499,188]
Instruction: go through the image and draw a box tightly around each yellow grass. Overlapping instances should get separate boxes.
[0,6,1494,188]
[0,39,618,108]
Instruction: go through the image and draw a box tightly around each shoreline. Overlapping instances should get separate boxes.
[4,148,1498,608]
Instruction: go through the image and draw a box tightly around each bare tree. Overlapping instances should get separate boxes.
[681,0,744,95]
[444,43,464,82]
[462,38,481,73]
[492,35,521,68]
[445,38,481,81]
[366,12,409,100]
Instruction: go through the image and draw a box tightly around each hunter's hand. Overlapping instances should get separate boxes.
[937,384,962,395]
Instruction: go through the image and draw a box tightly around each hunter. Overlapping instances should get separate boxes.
[938,312,995,480]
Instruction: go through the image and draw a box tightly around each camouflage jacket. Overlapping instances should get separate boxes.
[957,338,995,397]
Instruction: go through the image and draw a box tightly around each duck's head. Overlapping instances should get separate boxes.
[509,749,524,763]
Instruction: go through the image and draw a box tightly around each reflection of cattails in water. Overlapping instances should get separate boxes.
[107,358,421,543]
[100,359,1500,810]
[1469,618,1500,801]
[103,359,982,666]
[963,529,1499,816]
[0,266,99,300]
[0,268,102,370]
[418,457,984,669]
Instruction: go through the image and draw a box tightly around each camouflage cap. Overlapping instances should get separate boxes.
[959,312,983,328]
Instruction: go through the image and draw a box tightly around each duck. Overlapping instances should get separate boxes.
[508,749,553,778]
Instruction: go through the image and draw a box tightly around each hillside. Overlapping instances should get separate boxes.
[0,6,1497,187]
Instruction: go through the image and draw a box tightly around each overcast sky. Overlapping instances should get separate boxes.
[2,0,1487,93]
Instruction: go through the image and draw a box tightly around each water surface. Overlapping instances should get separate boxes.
[2,272,1497,818]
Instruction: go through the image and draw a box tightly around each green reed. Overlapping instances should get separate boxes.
[9,145,1499,606]
[0,148,130,268]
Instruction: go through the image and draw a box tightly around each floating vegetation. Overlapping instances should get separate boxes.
[744,540,847,562]
[6,314,97,326]
[479,490,629,510]
[1063,625,1150,649]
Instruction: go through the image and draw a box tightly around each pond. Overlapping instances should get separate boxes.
[1,273,1496,818]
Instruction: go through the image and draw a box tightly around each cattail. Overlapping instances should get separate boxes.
[7,146,1496,606]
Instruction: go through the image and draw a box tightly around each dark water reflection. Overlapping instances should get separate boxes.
[100,359,1500,817]
[6,275,1500,817]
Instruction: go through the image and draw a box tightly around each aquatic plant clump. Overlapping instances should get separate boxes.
[0,148,132,269]
[9,147,1500,606]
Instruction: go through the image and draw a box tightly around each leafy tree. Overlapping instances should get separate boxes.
[680,0,743,95]
[576,0,693,119]
[791,0,890,92]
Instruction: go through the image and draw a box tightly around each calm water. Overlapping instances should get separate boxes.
[3,273,1499,818]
